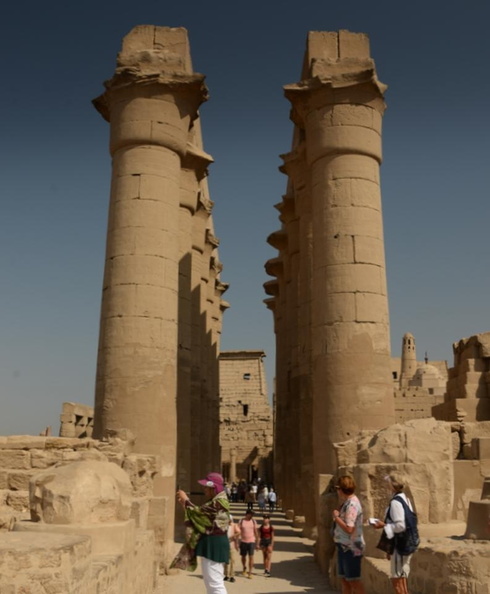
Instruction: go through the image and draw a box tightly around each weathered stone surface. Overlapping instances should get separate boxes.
[219,351,273,483]
[30,461,131,524]
[6,491,29,512]
[0,451,30,470]
[0,436,47,450]
[8,470,38,491]
[30,449,64,468]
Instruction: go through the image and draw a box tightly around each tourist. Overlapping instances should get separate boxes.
[230,482,238,503]
[244,486,255,512]
[224,514,240,583]
[176,472,230,594]
[259,514,275,576]
[373,474,416,594]
[332,475,366,594]
[257,486,267,512]
[268,487,277,512]
[238,510,259,579]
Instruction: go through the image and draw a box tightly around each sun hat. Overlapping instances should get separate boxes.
[198,472,224,494]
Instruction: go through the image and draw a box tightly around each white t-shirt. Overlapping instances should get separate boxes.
[384,493,413,540]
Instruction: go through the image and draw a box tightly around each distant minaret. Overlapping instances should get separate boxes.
[400,332,417,387]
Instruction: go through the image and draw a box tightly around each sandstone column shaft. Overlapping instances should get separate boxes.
[285,31,395,475]
[92,26,207,558]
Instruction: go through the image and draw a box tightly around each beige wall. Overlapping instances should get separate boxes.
[219,351,273,483]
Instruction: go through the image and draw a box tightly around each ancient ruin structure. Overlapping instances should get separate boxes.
[265,30,395,531]
[3,24,490,594]
[0,25,228,592]
[59,402,94,438]
[391,333,447,422]
[433,331,490,422]
[219,351,273,483]
[314,416,490,592]
[92,25,227,562]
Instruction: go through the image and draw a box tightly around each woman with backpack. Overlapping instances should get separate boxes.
[374,474,418,594]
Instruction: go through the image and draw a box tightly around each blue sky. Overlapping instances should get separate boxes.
[1,1,489,435]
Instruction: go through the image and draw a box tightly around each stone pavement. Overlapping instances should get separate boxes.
[157,503,339,593]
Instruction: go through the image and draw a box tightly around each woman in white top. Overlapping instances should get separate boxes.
[374,474,414,594]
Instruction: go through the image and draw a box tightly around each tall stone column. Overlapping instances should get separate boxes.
[190,196,213,487]
[281,144,314,529]
[265,255,288,504]
[284,30,395,475]
[177,142,212,493]
[230,448,237,484]
[92,26,207,560]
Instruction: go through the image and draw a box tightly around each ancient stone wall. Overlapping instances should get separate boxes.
[0,435,158,593]
[59,401,94,438]
[219,351,273,483]
[433,332,490,422]
[393,387,445,423]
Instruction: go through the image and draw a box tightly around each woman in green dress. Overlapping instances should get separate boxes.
[176,472,231,594]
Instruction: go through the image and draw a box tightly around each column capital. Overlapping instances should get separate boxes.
[93,26,208,157]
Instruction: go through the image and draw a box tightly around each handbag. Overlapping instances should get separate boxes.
[376,529,395,555]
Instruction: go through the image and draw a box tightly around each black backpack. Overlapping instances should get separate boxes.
[392,495,420,555]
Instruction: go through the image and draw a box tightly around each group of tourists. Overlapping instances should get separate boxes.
[225,479,277,512]
[173,472,276,593]
[332,474,418,594]
[172,470,417,594]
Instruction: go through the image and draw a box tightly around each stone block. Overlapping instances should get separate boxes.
[30,449,64,469]
[8,471,37,491]
[61,450,107,464]
[462,382,487,399]
[292,515,306,528]
[131,498,150,529]
[324,263,384,295]
[332,104,375,128]
[0,472,8,490]
[0,436,47,450]
[353,234,385,267]
[355,292,389,324]
[0,451,30,470]
[30,461,132,524]
[338,30,370,59]
[307,31,339,62]
[6,491,29,512]
[285,509,294,520]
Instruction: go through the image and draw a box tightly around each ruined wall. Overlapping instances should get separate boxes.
[219,351,273,483]
[433,332,490,422]
[0,435,159,593]
[59,402,94,438]
[393,387,445,423]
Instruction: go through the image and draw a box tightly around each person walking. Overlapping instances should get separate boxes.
[245,486,255,512]
[175,472,230,594]
[257,486,267,513]
[224,514,240,583]
[332,475,366,594]
[238,510,259,579]
[374,474,417,594]
[258,514,275,576]
[268,487,277,512]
